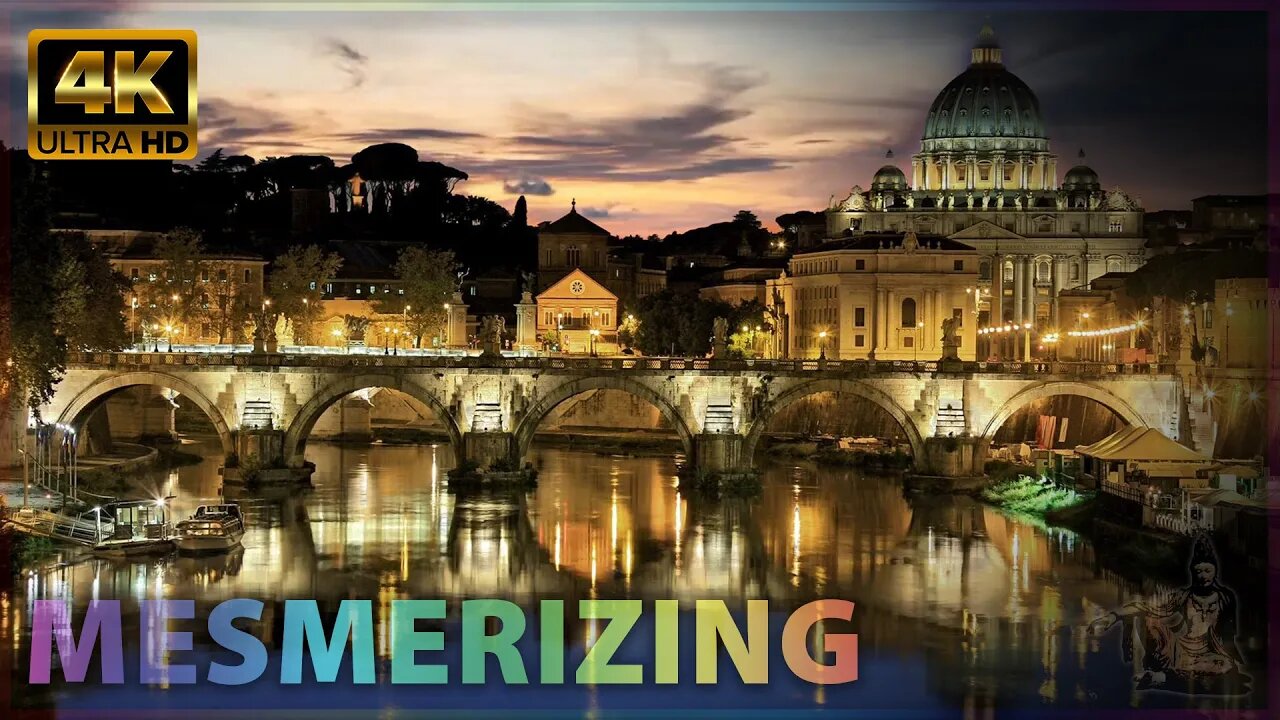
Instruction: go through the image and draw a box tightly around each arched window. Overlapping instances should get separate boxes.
[1003,260,1014,281]
[1036,260,1050,282]
[900,297,917,328]
[1106,256,1124,273]
[565,245,580,267]
[979,260,991,280]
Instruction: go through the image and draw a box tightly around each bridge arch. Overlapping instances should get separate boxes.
[513,376,695,461]
[55,371,235,457]
[283,373,463,466]
[742,378,926,461]
[979,381,1149,443]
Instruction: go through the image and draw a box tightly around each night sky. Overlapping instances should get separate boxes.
[3,4,1269,234]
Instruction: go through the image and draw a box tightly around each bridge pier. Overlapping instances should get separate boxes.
[226,429,314,485]
[918,436,983,478]
[464,431,515,469]
[695,432,743,476]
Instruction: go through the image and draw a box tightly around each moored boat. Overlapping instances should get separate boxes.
[90,499,175,557]
[174,504,245,553]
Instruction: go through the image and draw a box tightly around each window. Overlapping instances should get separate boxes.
[1204,307,1214,329]
[217,269,228,282]
[325,283,333,295]
[309,281,317,290]
[979,166,990,181]
[1106,257,1124,273]
[1036,260,1050,282]
[201,269,210,282]
[1070,222,1081,233]
[1108,219,1123,233]
[903,336,914,348]
[855,335,865,347]
[979,260,991,280]
[545,311,552,324]
[953,260,964,271]
[148,271,157,282]
[469,286,476,296]
[369,285,377,295]
[355,287,362,295]
[130,268,139,280]
[602,312,611,326]
[1070,264,1080,281]
[854,307,866,327]
[566,245,580,266]
[243,269,251,283]
[545,250,553,265]
[900,297,917,328]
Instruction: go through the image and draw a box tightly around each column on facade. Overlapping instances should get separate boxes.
[1050,255,1064,327]
[1046,158,1057,189]
[911,159,922,191]
[884,289,895,355]
[1023,258,1036,326]
[940,155,950,191]
[872,286,885,357]
[1011,256,1024,324]
[990,253,1004,325]
[1080,253,1091,289]
[1019,155,1029,190]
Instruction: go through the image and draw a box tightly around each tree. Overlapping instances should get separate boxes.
[374,247,459,347]
[134,228,210,343]
[206,260,252,343]
[511,195,528,227]
[269,245,343,345]
[3,149,128,416]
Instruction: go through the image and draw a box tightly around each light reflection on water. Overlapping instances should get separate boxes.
[2,439,1261,711]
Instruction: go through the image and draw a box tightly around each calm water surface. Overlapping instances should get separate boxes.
[2,438,1265,716]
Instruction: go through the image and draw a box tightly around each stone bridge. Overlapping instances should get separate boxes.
[43,352,1188,481]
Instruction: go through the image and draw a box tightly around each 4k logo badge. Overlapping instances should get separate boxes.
[28,29,197,160]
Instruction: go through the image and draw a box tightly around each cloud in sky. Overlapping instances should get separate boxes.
[2,9,1267,234]
[318,37,368,88]
[503,176,555,196]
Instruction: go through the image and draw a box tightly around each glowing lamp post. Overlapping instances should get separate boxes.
[818,330,828,360]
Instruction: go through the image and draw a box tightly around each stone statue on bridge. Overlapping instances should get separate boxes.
[711,316,729,358]
[479,315,505,358]
[940,316,960,362]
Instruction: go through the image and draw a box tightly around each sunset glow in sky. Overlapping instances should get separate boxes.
[4,4,1267,235]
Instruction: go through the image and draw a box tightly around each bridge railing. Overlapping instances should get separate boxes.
[67,351,1180,376]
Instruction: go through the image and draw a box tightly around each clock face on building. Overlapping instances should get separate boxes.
[569,280,585,295]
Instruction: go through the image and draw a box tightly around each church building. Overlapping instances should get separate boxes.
[796,24,1148,343]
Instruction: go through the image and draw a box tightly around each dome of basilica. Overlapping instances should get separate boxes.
[921,25,1047,142]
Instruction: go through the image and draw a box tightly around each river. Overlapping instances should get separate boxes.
[2,438,1265,716]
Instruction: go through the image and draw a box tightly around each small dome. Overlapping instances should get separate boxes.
[871,164,908,191]
[1062,165,1100,191]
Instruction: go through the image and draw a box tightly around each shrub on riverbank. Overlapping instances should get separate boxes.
[982,474,1088,515]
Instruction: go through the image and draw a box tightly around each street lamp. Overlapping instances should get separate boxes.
[383,325,391,355]
[404,305,412,348]
[392,327,400,356]
[130,297,138,347]
[589,328,600,357]
[151,323,161,352]
[818,330,828,360]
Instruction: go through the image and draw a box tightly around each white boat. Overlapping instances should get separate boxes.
[174,504,245,553]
